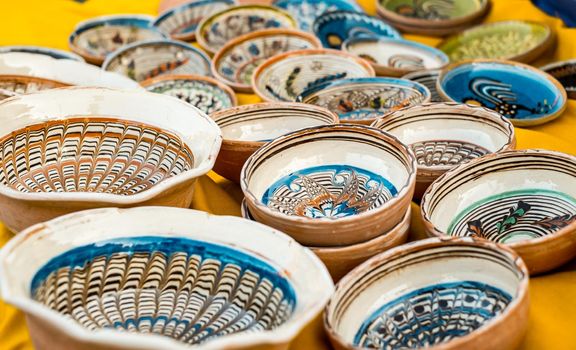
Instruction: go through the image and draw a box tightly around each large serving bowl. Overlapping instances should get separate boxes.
[0,87,221,232]
[0,75,70,100]
[421,149,576,274]
[0,45,84,61]
[241,124,417,247]
[325,237,529,350]
[0,206,334,350]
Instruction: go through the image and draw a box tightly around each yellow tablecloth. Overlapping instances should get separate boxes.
[1,0,576,349]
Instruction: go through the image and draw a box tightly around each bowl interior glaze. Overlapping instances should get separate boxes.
[379,0,486,20]
[274,0,363,32]
[0,75,70,100]
[402,69,441,102]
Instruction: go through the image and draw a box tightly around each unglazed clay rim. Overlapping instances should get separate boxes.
[0,207,334,350]
[195,4,297,55]
[0,74,72,97]
[0,86,222,204]
[252,48,376,102]
[211,28,322,93]
[240,123,417,224]
[0,45,85,62]
[540,59,576,98]
[323,236,529,350]
[437,58,567,127]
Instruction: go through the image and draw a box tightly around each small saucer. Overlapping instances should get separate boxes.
[273,0,363,32]
[402,69,442,102]
[541,59,576,100]
[0,45,84,61]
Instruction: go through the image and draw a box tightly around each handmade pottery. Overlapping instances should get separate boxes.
[371,102,516,198]
[0,87,221,232]
[541,59,576,99]
[402,68,442,102]
[438,21,554,63]
[312,11,401,49]
[252,49,375,102]
[0,45,84,61]
[141,74,237,114]
[0,75,70,100]
[212,29,321,93]
[102,39,211,82]
[325,237,529,350]
[241,124,416,247]
[153,0,236,41]
[0,206,334,350]
[69,15,166,65]
[437,59,567,127]
[273,0,363,32]
[421,149,576,275]
[196,5,297,55]
[211,102,338,182]
[297,77,430,125]
[159,0,272,13]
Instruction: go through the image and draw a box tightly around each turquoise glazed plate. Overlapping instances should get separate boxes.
[273,0,363,32]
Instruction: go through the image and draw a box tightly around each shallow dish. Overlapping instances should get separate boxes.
[0,45,84,61]
[372,102,516,198]
[241,124,416,247]
[0,206,334,350]
[541,59,576,99]
[211,102,338,182]
[212,29,321,93]
[102,39,211,82]
[438,59,567,127]
[69,14,166,65]
[0,75,70,100]
[0,87,221,232]
[325,237,529,350]
[274,0,363,32]
[402,68,441,102]
[253,49,375,102]
[312,11,401,49]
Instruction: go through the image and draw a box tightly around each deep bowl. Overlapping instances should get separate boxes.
[0,75,70,100]
[273,0,363,32]
[402,68,441,102]
[0,206,334,350]
[541,59,576,99]
[0,45,84,61]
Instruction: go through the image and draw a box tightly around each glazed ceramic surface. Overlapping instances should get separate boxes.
[0,45,84,61]
[0,207,333,350]
[377,0,488,22]
[325,237,529,350]
[438,60,567,126]
[297,77,430,123]
[312,11,401,49]
[402,69,442,102]
[541,59,576,99]
[0,75,70,100]
[253,49,374,102]
[102,39,211,82]
[274,0,363,32]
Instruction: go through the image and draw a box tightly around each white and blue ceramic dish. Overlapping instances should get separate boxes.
[438,59,567,127]
[273,0,363,32]
[0,45,84,62]
[541,59,576,100]
[312,11,401,49]
[402,68,442,102]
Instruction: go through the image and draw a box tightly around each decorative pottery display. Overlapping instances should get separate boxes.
[437,59,567,127]
[0,207,334,350]
[342,37,449,77]
[102,39,211,82]
[312,11,401,49]
[69,15,166,65]
[141,74,237,114]
[241,124,416,247]
[325,237,529,350]
[252,49,375,102]
[0,87,221,232]
[196,5,297,55]
[438,21,554,63]
[371,102,516,198]
[421,149,576,275]
[153,0,236,41]
[0,75,70,100]
[274,0,363,32]
[541,59,576,99]
[402,68,442,102]
[297,77,430,125]
[211,102,338,182]
[0,45,84,61]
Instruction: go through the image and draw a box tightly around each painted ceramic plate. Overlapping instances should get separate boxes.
[438,59,567,127]
[102,39,211,82]
[313,11,401,49]
[0,45,84,61]
[0,75,70,100]
[541,59,576,99]
[273,0,363,32]
[402,69,441,102]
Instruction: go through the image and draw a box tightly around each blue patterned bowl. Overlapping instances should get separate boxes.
[0,45,84,61]
[273,0,363,32]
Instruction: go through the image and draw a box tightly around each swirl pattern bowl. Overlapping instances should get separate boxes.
[273,0,363,32]
[0,75,70,100]
[0,45,84,61]
[0,206,334,350]
[541,59,576,99]
[402,68,442,102]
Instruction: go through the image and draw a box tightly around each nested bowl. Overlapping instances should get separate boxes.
[273,0,363,32]
[240,124,417,247]
[0,206,334,350]
[371,102,516,198]
[211,102,338,183]
[325,237,529,350]
[541,59,576,99]
[421,149,576,275]
[0,75,70,100]
[0,45,84,61]
[0,87,221,232]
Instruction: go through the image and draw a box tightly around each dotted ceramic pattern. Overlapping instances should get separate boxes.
[273,0,363,32]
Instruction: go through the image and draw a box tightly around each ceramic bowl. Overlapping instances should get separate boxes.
[297,77,430,125]
[0,75,70,100]
[438,21,554,63]
[0,87,221,232]
[253,49,375,102]
[273,0,363,32]
[0,206,334,350]
[241,124,417,247]
[211,102,338,182]
[371,102,516,198]
[69,14,166,65]
[342,37,449,77]
[437,59,567,127]
[196,5,297,55]
[102,39,211,82]
[141,74,237,114]
[325,237,529,350]
[541,59,576,99]
[421,149,576,275]
[312,11,401,49]
[402,68,442,102]
[0,45,84,61]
